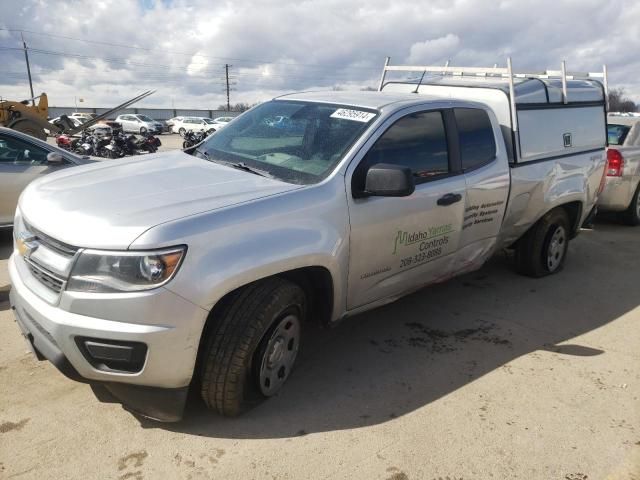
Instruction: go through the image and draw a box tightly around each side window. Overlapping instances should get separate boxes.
[0,135,49,165]
[364,111,449,181]
[454,108,496,171]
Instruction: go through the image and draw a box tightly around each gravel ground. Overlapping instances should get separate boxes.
[0,219,639,480]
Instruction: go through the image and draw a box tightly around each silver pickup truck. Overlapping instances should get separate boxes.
[598,115,640,224]
[9,64,607,421]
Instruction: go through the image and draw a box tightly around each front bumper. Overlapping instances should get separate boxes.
[598,176,636,212]
[8,253,208,421]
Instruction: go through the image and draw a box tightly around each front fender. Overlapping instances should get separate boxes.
[130,178,351,321]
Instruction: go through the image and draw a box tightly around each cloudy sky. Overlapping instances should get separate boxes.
[1,0,638,109]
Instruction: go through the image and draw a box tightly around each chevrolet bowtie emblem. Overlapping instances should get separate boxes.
[17,232,38,258]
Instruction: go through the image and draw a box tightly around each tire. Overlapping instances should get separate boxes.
[182,141,189,149]
[514,208,570,277]
[621,183,640,226]
[139,127,147,134]
[178,127,186,137]
[207,129,215,135]
[199,278,306,417]
[9,119,47,140]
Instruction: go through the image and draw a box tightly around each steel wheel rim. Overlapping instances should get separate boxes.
[259,314,301,397]
[547,225,566,271]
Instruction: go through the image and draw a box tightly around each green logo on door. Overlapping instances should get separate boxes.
[393,224,453,254]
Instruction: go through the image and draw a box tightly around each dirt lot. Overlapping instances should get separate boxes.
[1,221,639,480]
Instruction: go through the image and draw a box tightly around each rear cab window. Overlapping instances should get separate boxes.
[454,108,497,171]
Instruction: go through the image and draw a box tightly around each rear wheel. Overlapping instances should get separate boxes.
[621,183,640,226]
[139,127,147,134]
[199,278,306,416]
[514,208,570,277]
[9,119,47,140]
[178,127,186,136]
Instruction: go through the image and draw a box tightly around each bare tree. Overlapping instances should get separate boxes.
[608,88,638,113]
[216,102,255,112]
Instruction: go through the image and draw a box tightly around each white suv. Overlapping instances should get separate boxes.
[172,117,216,136]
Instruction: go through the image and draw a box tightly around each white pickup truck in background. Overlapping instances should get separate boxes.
[599,115,640,224]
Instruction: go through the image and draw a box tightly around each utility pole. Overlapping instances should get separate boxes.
[225,64,232,111]
[21,32,35,105]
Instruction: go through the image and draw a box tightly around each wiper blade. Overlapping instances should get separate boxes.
[194,147,210,158]
[227,162,273,178]
[194,150,273,178]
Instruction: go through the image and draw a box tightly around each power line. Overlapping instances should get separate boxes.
[0,27,380,72]
[0,46,377,84]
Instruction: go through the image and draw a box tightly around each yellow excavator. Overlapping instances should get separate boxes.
[0,90,155,140]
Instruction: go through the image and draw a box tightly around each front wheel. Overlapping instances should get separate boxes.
[621,183,640,226]
[178,127,186,136]
[199,278,306,416]
[139,127,147,134]
[514,208,570,277]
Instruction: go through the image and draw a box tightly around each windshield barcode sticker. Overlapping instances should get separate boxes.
[330,109,376,122]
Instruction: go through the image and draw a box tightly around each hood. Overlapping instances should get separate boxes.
[20,150,300,249]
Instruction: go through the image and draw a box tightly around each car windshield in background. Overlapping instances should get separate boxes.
[138,115,154,122]
[194,100,378,184]
[204,119,215,124]
[607,124,631,145]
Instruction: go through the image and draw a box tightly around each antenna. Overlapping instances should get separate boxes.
[412,70,427,93]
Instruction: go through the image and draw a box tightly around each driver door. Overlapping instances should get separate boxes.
[345,108,466,309]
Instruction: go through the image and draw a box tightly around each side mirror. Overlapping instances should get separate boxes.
[364,163,415,197]
[47,152,64,164]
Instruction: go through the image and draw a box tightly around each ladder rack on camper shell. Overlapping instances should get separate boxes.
[377,57,608,132]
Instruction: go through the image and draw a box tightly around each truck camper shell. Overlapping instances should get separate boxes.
[380,59,607,165]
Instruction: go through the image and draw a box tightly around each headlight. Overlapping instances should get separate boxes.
[67,246,186,293]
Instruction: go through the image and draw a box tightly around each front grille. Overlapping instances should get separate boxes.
[25,259,65,293]
[23,221,78,257]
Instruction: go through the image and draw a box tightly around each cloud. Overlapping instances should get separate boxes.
[407,34,461,65]
[0,0,638,108]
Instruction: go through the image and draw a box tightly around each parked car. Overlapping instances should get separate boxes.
[165,116,185,131]
[172,117,216,136]
[8,66,607,422]
[0,127,95,227]
[69,112,96,122]
[115,114,164,134]
[597,116,640,224]
[211,116,234,129]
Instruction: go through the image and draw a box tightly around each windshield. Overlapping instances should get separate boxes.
[193,100,377,184]
[137,115,154,122]
[203,119,215,124]
[608,124,631,146]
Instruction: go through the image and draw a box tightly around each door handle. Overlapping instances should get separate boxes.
[437,193,462,206]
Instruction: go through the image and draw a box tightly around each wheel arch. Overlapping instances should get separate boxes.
[192,265,335,386]
[557,201,583,237]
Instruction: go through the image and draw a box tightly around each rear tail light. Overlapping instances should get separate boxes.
[607,149,624,177]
